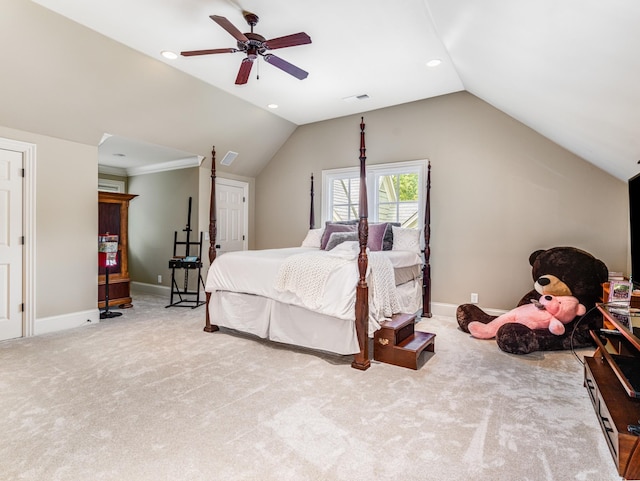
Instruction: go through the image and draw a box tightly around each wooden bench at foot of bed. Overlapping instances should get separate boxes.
[373,313,436,370]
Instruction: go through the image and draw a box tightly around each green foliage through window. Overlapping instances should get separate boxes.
[377,173,419,227]
[324,160,426,229]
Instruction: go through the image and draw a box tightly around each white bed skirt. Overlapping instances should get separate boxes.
[208,279,422,356]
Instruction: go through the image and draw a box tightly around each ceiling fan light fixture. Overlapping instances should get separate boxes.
[161,50,178,60]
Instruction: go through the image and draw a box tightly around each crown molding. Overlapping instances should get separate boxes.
[98,156,204,177]
[98,164,128,176]
[126,155,204,177]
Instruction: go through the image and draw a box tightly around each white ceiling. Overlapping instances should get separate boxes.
[98,134,203,176]
[32,0,640,180]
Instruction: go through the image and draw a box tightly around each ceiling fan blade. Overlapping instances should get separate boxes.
[264,32,311,50]
[181,48,238,57]
[235,57,254,85]
[210,15,249,43]
[263,54,308,80]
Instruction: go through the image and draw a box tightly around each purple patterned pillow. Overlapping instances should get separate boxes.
[321,221,390,251]
[320,222,357,250]
[368,222,389,251]
[325,231,358,251]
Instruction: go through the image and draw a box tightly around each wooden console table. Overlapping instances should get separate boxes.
[585,304,640,479]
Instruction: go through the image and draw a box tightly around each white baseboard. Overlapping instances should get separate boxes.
[131,282,171,297]
[481,307,508,316]
[29,298,506,336]
[131,282,207,306]
[428,302,507,319]
[35,308,100,335]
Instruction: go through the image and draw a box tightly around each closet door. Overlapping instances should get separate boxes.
[216,179,248,254]
[0,148,23,340]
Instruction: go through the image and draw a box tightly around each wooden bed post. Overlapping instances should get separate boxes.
[204,146,220,333]
[310,173,315,230]
[352,117,371,371]
[422,161,432,318]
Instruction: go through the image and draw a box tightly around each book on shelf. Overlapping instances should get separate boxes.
[609,279,632,303]
[608,271,625,281]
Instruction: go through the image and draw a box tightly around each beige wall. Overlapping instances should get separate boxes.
[126,160,257,291]
[128,168,201,289]
[0,0,630,327]
[0,125,98,319]
[256,92,628,311]
[0,91,628,327]
[1,0,296,180]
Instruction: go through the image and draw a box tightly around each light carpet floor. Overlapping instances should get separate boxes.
[0,291,621,481]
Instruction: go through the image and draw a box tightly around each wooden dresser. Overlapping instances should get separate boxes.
[98,192,137,309]
[585,304,640,479]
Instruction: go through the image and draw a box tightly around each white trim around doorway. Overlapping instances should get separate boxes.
[0,137,36,337]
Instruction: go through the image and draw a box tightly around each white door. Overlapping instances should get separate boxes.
[0,148,23,340]
[216,179,248,254]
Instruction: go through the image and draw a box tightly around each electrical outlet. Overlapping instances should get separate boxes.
[471,292,479,303]
[157,274,162,284]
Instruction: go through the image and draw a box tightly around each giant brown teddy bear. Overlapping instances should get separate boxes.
[457,246,608,354]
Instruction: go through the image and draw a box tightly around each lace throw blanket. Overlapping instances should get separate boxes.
[369,252,401,320]
[275,250,352,310]
[275,242,400,319]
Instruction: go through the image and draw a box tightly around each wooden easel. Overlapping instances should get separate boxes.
[166,197,205,308]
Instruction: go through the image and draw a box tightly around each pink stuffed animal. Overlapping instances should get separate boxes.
[468,294,586,339]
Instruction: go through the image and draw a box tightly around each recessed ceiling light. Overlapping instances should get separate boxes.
[426,59,442,67]
[161,50,178,60]
[268,104,278,109]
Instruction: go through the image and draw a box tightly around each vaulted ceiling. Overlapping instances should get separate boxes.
[25,0,640,180]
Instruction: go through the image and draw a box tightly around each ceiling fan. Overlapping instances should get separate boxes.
[181,11,311,85]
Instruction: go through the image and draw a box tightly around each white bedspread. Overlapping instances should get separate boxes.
[205,242,420,323]
[275,248,355,310]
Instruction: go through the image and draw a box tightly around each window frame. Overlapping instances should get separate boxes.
[321,159,428,228]
[98,178,125,193]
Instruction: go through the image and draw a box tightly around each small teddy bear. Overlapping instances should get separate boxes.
[457,246,608,354]
[468,294,586,339]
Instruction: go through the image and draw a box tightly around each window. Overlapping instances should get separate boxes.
[322,160,427,228]
[98,179,125,193]
[330,175,360,221]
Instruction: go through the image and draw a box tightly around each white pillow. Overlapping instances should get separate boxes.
[392,226,421,254]
[301,228,324,248]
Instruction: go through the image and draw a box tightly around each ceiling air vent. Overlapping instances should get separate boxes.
[220,151,238,166]
[342,94,370,102]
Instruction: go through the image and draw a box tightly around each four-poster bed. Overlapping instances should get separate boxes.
[203,118,433,370]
